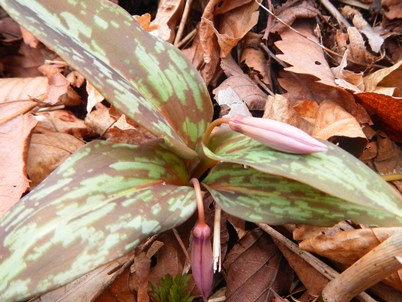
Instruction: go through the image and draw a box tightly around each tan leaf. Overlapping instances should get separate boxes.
[332,50,364,92]
[0,77,47,102]
[133,13,159,33]
[275,20,335,86]
[364,60,402,96]
[150,0,185,42]
[20,26,40,48]
[264,94,312,134]
[38,64,82,106]
[293,99,319,125]
[312,100,367,156]
[384,2,402,20]
[299,227,402,291]
[86,81,105,112]
[26,132,84,188]
[0,105,37,217]
[85,103,117,136]
[223,229,292,301]
[270,0,320,34]
[278,71,371,124]
[240,33,271,87]
[34,110,94,140]
[346,26,377,65]
[213,56,267,111]
[342,6,384,53]
[0,17,22,42]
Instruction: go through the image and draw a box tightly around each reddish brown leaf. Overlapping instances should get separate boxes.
[355,92,402,142]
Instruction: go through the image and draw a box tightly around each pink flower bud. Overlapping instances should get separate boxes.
[228,114,328,154]
[191,222,213,300]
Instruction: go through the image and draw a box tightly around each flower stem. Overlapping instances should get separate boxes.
[191,178,205,225]
[381,173,402,182]
[202,117,230,146]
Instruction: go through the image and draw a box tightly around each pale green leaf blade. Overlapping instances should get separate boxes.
[0,141,195,302]
[202,129,402,220]
[203,162,402,226]
[0,0,213,158]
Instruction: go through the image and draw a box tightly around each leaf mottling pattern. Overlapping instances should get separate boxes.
[203,163,402,226]
[0,0,213,158]
[202,130,402,224]
[0,141,195,302]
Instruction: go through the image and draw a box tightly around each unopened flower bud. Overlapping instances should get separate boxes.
[228,114,328,154]
[191,222,213,300]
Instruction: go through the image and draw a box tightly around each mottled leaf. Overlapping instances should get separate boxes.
[203,162,402,226]
[0,0,213,158]
[0,141,195,302]
[202,129,402,223]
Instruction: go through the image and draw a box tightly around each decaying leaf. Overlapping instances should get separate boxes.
[364,60,402,96]
[26,132,84,188]
[0,104,37,217]
[223,229,292,301]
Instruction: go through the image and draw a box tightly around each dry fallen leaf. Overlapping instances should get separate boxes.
[26,132,84,188]
[264,94,312,134]
[150,0,184,42]
[0,77,47,102]
[312,100,367,156]
[0,103,37,217]
[213,56,267,111]
[299,227,402,291]
[355,92,402,142]
[223,229,292,302]
[364,60,402,96]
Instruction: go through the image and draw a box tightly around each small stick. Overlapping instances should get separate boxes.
[319,0,351,29]
[174,0,193,46]
[176,28,197,49]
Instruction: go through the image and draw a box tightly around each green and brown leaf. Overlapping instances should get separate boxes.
[0,141,195,302]
[202,129,402,225]
[0,0,213,158]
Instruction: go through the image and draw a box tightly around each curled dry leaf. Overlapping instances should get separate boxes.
[312,100,367,156]
[299,227,402,291]
[269,0,320,34]
[86,81,104,113]
[341,6,384,53]
[364,60,402,96]
[185,0,260,84]
[84,103,117,137]
[38,64,82,106]
[240,33,271,87]
[0,17,22,42]
[331,50,364,92]
[346,26,377,65]
[278,71,371,124]
[150,0,185,42]
[223,229,292,302]
[264,94,312,134]
[20,26,40,48]
[0,104,37,217]
[26,132,84,188]
[0,77,47,102]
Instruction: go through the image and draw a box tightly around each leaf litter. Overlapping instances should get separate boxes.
[0,0,401,301]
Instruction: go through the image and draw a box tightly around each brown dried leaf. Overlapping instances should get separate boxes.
[223,229,292,302]
[274,238,328,298]
[38,64,82,106]
[278,71,371,124]
[275,20,335,86]
[332,50,364,92]
[131,252,151,302]
[346,26,377,65]
[312,100,367,156]
[264,94,312,134]
[34,253,134,302]
[0,104,37,217]
[364,60,402,96]
[85,103,117,137]
[150,0,184,42]
[35,110,94,140]
[299,227,402,291]
[240,33,271,87]
[0,17,22,42]
[0,77,47,102]
[26,132,84,188]
[214,56,267,111]
[270,0,320,34]
[86,81,104,112]
[20,26,40,48]
[384,2,402,20]
[133,13,159,33]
